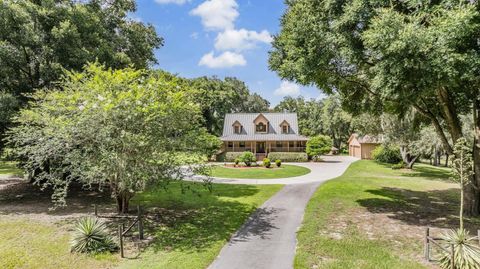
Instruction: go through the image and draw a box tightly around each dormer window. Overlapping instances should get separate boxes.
[234,125,242,134]
[280,120,290,134]
[256,122,267,133]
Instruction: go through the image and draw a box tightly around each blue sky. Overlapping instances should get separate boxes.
[133,0,323,106]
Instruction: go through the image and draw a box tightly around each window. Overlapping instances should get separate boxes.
[282,125,289,134]
[234,125,242,134]
[228,142,233,148]
[256,122,266,132]
[239,141,245,148]
[289,141,295,148]
[276,141,283,148]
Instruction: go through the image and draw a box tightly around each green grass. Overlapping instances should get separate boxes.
[0,161,22,176]
[295,161,475,269]
[0,182,282,269]
[210,164,311,179]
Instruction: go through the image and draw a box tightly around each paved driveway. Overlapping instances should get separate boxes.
[208,155,357,269]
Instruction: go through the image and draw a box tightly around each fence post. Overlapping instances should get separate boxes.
[137,205,144,240]
[119,224,124,258]
[451,244,455,269]
[94,204,98,216]
[424,227,430,261]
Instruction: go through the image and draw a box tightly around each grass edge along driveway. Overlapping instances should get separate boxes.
[294,160,472,269]
[210,164,311,179]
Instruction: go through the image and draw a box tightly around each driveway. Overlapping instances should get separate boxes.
[208,155,357,269]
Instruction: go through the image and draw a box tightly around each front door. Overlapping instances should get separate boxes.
[256,142,266,153]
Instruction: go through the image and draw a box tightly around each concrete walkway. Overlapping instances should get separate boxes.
[208,155,357,269]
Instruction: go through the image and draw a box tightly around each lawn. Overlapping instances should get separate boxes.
[210,164,311,179]
[0,181,282,269]
[0,161,22,176]
[295,161,478,269]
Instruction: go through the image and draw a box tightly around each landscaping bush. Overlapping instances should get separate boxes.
[225,152,245,162]
[71,217,117,254]
[306,135,332,158]
[391,162,405,170]
[268,152,308,162]
[275,159,282,167]
[312,155,324,162]
[234,158,240,166]
[240,151,256,166]
[263,158,271,168]
[372,145,402,164]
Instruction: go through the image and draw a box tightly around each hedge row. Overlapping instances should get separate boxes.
[224,152,246,162]
[267,152,308,162]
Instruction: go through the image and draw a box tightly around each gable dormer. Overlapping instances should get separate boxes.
[232,120,243,134]
[253,113,269,133]
[279,120,290,134]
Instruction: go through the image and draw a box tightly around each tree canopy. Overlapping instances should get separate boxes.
[8,64,217,213]
[270,0,480,215]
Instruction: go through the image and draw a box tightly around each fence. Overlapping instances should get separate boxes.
[424,227,480,268]
[94,204,145,258]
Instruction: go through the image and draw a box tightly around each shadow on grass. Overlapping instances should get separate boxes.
[402,165,451,181]
[357,187,480,230]
[133,184,277,253]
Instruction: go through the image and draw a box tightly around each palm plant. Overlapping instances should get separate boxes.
[71,217,118,254]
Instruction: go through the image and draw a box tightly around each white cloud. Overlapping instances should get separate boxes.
[155,0,190,4]
[199,51,246,68]
[274,81,301,97]
[190,32,199,39]
[190,0,239,31]
[214,28,272,51]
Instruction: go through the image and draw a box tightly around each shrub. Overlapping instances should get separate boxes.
[372,145,402,164]
[306,135,332,158]
[268,152,308,162]
[71,217,117,254]
[312,155,323,162]
[391,162,405,170]
[225,152,245,162]
[263,158,271,168]
[439,229,480,269]
[239,151,256,167]
[234,158,240,166]
[275,159,282,167]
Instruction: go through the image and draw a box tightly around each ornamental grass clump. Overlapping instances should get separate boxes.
[71,217,117,254]
[439,138,480,269]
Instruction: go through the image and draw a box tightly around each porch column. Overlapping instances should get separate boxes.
[233,142,235,152]
[253,141,256,154]
[287,141,289,152]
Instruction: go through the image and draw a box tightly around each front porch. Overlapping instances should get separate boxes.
[224,141,307,154]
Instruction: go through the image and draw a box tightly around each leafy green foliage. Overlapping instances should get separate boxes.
[225,152,245,162]
[263,158,271,168]
[391,162,405,170]
[71,217,117,254]
[7,64,216,213]
[239,152,256,167]
[0,92,20,151]
[439,229,480,269]
[275,159,282,167]
[306,135,332,158]
[267,152,308,162]
[372,145,402,164]
[234,158,240,165]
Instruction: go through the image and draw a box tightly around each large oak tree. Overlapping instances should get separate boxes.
[270,0,480,215]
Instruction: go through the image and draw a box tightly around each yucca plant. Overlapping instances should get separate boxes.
[71,217,118,254]
[439,138,480,269]
[439,229,480,269]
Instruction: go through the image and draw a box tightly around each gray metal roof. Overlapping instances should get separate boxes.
[221,113,309,141]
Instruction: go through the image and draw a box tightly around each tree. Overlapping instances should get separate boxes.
[320,95,353,149]
[0,91,20,150]
[0,0,163,150]
[270,0,480,215]
[306,135,332,158]
[274,96,323,136]
[8,64,217,213]
[192,77,269,136]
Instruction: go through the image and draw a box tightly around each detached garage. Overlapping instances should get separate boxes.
[347,134,383,159]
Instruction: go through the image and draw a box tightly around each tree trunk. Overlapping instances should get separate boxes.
[115,191,134,214]
[436,88,463,142]
[445,154,449,167]
[466,96,480,216]
[400,145,417,169]
[413,103,453,155]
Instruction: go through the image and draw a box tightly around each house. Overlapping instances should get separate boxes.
[220,113,309,160]
[347,133,383,159]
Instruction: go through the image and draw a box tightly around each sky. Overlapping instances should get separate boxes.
[133,0,324,106]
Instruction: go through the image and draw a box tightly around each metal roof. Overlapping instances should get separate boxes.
[220,113,309,141]
[348,133,384,144]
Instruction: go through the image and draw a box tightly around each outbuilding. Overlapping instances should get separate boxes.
[347,134,383,159]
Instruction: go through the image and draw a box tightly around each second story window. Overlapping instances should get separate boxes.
[256,122,266,132]
[234,125,242,134]
[282,125,289,134]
